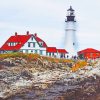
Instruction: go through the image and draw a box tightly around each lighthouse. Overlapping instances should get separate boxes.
[65,6,78,57]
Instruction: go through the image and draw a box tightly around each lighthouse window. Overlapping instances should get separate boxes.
[70,12,74,16]
[73,43,75,45]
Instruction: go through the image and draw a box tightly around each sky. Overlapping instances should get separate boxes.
[0,0,100,51]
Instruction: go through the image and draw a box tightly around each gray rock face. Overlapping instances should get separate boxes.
[0,70,20,84]
[0,58,27,67]
[20,70,33,79]
[0,57,100,100]
[0,80,9,92]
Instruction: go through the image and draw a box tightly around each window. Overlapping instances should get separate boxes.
[49,53,51,56]
[46,52,48,56]
[8,42,18,46]
[9,43,11,46]
[19,50,23,52]
[31,50,33,53]
[40,50,43,55]
[25,50,28,53]
[35,50,37,53]
[39,42,43,47]
[31,37,34,41]
[73,43,75,46]
[52,53,54,56]
[33,42,35,47]
[28,42,30,47]
[14,42,17,46]
[28,42,35,47]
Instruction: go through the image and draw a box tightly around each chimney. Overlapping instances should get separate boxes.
[34,33,37,37]
[26,31,29,35]
[15,32,17,36]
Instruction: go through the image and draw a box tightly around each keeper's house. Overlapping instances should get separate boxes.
[0,31,68,58]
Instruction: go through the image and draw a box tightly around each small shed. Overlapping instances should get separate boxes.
[78,48,100,59]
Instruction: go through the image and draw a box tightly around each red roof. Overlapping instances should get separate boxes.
[0,35,32,50]
[0,33,47,51]
[57,49,68,53]
[46,47,57,53]
[78,48,100,54]
[35,37,47,47]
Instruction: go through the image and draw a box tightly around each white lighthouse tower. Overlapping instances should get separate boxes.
[65,6,78,57]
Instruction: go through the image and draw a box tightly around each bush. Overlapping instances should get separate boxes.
[71,60,87,72]
[0,53,40,60]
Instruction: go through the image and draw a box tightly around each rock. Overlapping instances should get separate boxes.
[20,70,33,79]
[15,58,27,64]
[0,80,9,92]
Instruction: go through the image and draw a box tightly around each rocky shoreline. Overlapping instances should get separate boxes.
[0,56,100,100]
[60,76,100,100]
[6,70,100,100]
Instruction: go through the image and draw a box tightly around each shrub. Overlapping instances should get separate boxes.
[71,60,87,72]
[0,53,40,60]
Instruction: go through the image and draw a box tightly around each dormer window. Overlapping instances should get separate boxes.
[39,42,43,47]
[7,42,18,46]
